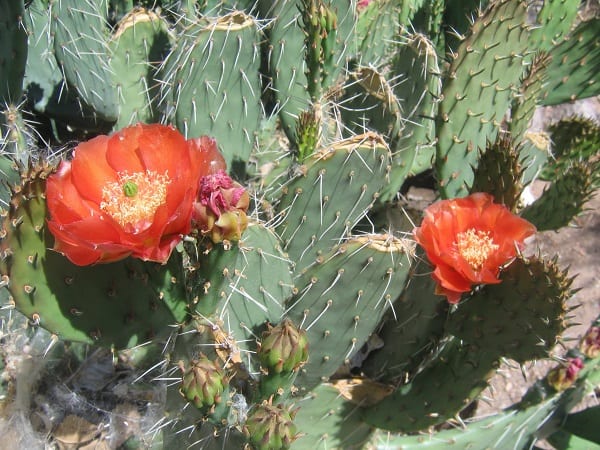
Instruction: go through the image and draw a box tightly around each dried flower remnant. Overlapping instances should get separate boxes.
[547,357,584,392]
[580,326,600,358]
[193,169,250,243]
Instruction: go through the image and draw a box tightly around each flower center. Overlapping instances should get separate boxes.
[100,171,170,228]
[455,228,499,270]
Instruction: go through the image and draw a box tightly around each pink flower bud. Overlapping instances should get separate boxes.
[193,170,250,243]
[547,357,584,391]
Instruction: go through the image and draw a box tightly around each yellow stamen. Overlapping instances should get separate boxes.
[455,228,499,270]
[101,171,170,229]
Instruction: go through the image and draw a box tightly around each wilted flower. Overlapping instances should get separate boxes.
[413,193,536,303]
[46,124,225,265]
[579,326,600,358]
[547,357,584,391]
[193,169,250,243]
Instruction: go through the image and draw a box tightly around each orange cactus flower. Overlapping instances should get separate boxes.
[46,124,225,266]
[413,193,536,304]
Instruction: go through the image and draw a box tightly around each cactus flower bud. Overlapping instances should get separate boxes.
[244,400,299,450]
[180,356,228,412]
[579,326,600,358]
[547,357,584,392]
[258,319,309,375]
[193,169,250,243]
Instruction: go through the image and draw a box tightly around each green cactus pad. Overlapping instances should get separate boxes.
[361,251,448,383]
[0,165,187,348]
[521,160,599,231]
[264,0,355,143]
[528,0,579,52]
[370,395,561,449]
[23,0,62,112]
[0,0,27,104]
[0,157,20,206]
[291,382,373,449]
[0,105,35,164]
[188,223,293,373]
[109,9,171,129]
[275,132,392,271]
[541,17,600,105]
[353,0,401,65]
[519,130,551,186]
[249,115,294,206]
[541,116,600,181]
[363,337,499,432]
[340,67,403,140]
[23,0,109,129]
[436,0,529,198]
[470,135,523,211]
[381,32,441,201]
[52,0,119,122]
[446,256,571,363]
[160,12,262,171]
[509,52,551,144]
[427,0,483,54]
[287,234,414,391]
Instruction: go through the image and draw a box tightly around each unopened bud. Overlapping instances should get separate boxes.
[180,356,228,412]
[258,319,309,375]
[244,399,299,450]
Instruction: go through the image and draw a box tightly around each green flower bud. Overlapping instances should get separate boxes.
[179,356,228,412]
[244,400,299,450]
[258,319,308,375]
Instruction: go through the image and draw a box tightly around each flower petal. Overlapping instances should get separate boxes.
[70,135,118,204]
[413,193,536,303]
[136,123,190,176]
[46,161,100,223]
[105,125,145,174]
[188,136,226,176]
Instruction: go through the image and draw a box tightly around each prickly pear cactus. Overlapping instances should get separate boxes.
[0,0,598,449]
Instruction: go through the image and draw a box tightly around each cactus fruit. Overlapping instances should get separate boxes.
[258,319,308,376]
[0,0,598,448]
[179,355,230,419]
[244,399,299,450]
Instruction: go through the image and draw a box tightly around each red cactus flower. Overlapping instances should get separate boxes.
[46,124,225,266]
[413,193,536,304]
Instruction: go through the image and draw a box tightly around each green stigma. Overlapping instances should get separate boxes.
[122,180,138,197]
